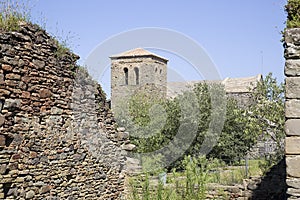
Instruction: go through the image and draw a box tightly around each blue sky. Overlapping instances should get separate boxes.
[30,0,287,96]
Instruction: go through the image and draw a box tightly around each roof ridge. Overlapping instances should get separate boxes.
[110,48,168,61]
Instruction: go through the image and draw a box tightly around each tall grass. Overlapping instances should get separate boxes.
[128,157,266,200]
[0,0,74,58]
[128,156,220,200]
[0,0,32,31]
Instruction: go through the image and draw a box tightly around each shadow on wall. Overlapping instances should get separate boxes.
[252,158,287,200]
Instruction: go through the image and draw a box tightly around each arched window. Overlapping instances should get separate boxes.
[124,67,128,85]
[134,67,139,85]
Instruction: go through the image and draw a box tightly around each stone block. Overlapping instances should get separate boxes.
[25,190,35,199]
[285,44,300,59]
[286,119,300,136]
[0,135,5,146]
[1,64,12,71]
[285,28,300,44]
[286,137,300,154]
[5,73,21,80]
[0,164,6,174]
[39,185,52,194]
[0,89,10,96]
[286,77,300,98]
[39,88,52,98]
[0,115,4,127]
[287,156,300,178]
[287,188,300,197]
[21,91,31,99]
[121,144,136,151]
[286,100,300,118]
[285,59,300,76]
[287,178,300,189]
[3,99,21,109]
[32,59,45,69]
[0,73,4,84]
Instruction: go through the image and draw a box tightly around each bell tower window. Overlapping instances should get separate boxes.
[134,67,139,85]
[124,67,128,85]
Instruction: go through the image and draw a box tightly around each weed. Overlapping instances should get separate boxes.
[0,0,32,31]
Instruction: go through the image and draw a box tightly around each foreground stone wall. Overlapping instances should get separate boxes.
[0,22,130,199]
[284,28,300,199]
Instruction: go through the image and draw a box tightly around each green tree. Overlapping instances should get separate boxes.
[285,0,300,28]
[247,73,285,156]
[188,83,256,164]
[115,90,180,154]
[119,75,284,169]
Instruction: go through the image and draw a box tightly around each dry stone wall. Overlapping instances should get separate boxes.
[0,22,130,199]
[284,28,300,199]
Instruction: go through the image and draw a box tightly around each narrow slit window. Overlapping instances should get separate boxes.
[124,67,128,85]
[134,67,139,85]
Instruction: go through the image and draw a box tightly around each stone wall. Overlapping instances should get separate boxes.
[284,28,300,199]
[0,22,130,199]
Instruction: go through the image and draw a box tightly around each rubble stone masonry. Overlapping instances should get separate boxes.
[0,22,130,199]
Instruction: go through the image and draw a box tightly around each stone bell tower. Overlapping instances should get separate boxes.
[110,48,168,110]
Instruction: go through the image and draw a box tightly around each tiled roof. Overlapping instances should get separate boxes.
[167,74,262,98]
[110,48,168,62]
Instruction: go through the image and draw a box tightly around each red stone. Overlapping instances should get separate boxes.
[21,76,30,83]
[40,185,52,194]
[0,89,11,96]
[11,154,21,160]
[5,73,21,80]
[2,64,12,71]
[0,115,5,127]
[39,88,52,98]
[40,106,47,113]
[29,151,38,158]
[0,135,5,146]
[21,91,31,99]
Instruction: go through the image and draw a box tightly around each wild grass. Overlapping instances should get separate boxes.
[0,0,32,31]
[0,0,74,58]
[128,158,266,200]
[128,156,220,200]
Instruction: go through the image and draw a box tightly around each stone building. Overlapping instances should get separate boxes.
[110,48,270,157]
[167,74,262,108]
[110,48,168,110]
[110,48,262,110]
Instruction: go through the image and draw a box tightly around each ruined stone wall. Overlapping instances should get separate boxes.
[284,28,300,199]
[0,22,130,199]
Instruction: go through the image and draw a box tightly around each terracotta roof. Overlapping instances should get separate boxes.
[167,74,262,98]
[110,48,168,62]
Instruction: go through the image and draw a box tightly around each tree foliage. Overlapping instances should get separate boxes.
[118,73,284,170]
[285,0,300,28]
[247,73,285,156]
